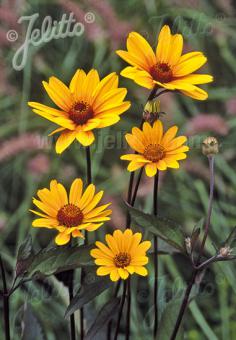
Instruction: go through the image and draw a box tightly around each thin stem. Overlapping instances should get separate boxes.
[0,256,10,340]
[85,146,92,185]
[153,89,170,99]
[114,281,127,340]
[125,171,136,228]
[170,156,215,340]
[130,168,143,207]
[125,278,131,340]
[153,172,159,338]
[80,146,93,339]
[198,157,215,259]
[68,270,76,340]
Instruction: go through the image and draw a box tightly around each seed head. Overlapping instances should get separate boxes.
[202,137,219,156]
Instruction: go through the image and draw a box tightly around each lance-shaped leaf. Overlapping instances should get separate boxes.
[222,226,236,248]
[127,205,186,253]
[26,244,94,278]
[156,298,184,340]
[65,272,113,318]
[22,303,45,340]
[16,235,34,277]
[85,297,120,340]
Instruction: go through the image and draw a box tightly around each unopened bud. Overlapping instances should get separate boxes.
[219,246,231,257]
[202,137,219,156]
[143,100,161,124]
[185,237,192,253]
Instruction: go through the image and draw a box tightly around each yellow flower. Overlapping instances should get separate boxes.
[91,229,151,281]
[28,69,131,153]
[30,178,112,245]
[121,120,189,177]
[116,25,213,100]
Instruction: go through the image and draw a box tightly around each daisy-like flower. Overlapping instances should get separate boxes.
[116,25,213,100]
[91,229,151,281]
[121,120,189,177]
[28,69,131,153]
[30,178,112,245]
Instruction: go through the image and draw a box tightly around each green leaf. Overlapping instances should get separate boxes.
[223,226,236,248]
[65,270,113,318]
[16,235,34,277]
[156,298,184,340]
[26,244,94,278]
[127,205,186,253]
[85,297,120,340]
[21,304,45,340]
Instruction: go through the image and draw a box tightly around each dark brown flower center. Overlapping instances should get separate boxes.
[69,101,93,125]
[150,63,173,83]
[114,252,131,268]
[57,204,83,227]
[143,144,165,162]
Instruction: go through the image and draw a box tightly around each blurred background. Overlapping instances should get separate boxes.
[0,0,236,339]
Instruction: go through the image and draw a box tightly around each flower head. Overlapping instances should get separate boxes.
[91,229,151,281]
[28,69,131,153]
[121,120,189,177]
[202,136,219,156]
[30,178,112,245]
[116,25,213,100]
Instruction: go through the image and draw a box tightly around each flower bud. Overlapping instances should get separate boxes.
[219,246,231,257]
[185,237,192,254]
[143,100,161,124]
[202,137,219,156]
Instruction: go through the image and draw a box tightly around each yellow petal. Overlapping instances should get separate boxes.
[76,131,95,146]
[134,266,148,276]
[177,74,213,84]
[69,178,83,205]
[55,232,71,245]
[55,130,76,154]
[156,25,172,63]
[97,266,113,276]
[180,86,208,100]
[161,126,178,145]
[69,69,86,101]
[91,73,118,105]
[78,184,95,210]
[110,269,120,281]
[118,268,129,280]
[173,52,207,77]
[43,78,73,111]
[145,163,157,177]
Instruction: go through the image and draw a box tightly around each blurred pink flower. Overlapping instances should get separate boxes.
[27,153,50,176]
[186,114,229,136]
[226,98,236,115]
[0,133,50,163]
[59,0,105,42]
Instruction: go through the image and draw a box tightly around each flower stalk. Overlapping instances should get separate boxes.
[170,155,215,340]
[0,256,10,340]
[153,172,159,337]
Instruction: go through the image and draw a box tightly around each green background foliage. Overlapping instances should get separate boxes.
[0,0,236,339]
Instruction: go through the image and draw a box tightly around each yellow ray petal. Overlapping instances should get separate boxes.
[43,78,72,111]
[55,130,77,154]
[145,163,157,177]
[91,73,118,105]
[69,69,86,101]
[173,52,207,77]
[78,184,95,210]
[55,231,71,245]
[69,178,83,205]
[82,191,103,214]
[156,25,172,63]
[76,130,95,146]
[134,266,148,276]
[97,267,113,276]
